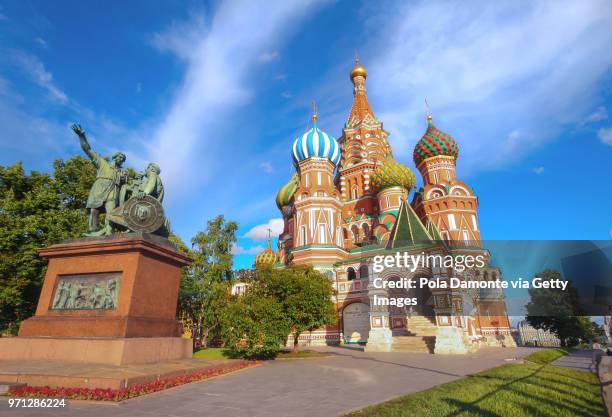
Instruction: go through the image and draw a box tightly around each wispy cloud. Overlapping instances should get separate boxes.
[146,1,323,199]
[231,243,265,255]
[587,106,608,123]
[281,90,292,99]
[532,166,545,174]
[34,37,47,48]
[361,0,612,173]
[258,51,279,63]
[259,161,273,173]
[598,128,612,145]
[245,218,284,240]
[12,51,67,103]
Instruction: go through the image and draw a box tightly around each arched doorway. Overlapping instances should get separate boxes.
[342,302,369,344]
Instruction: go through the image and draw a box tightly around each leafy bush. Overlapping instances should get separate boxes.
[222,294,289,359]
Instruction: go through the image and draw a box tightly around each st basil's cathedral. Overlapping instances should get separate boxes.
[255,61,514,353]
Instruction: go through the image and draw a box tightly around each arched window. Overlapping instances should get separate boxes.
[318,224,327,244]
[300,225,307,245]
[362,224,370,241]
[347,267,356,281]
[343,228,349,240]
[359,265,369,280]
[352,186,358,200]
[351,225,359,242]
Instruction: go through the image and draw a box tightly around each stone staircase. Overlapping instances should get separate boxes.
[391,315,437,353]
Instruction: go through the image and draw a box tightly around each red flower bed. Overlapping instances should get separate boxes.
[9,361,258,401]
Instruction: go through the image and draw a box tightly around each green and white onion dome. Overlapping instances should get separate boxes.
[370,154,415,192]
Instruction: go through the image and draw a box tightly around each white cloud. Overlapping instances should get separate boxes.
[587,106,608,123]
[363,0,612,173]
[281,90,292,99]
[274,73,287,81]
[258,51,279,63]
[259,161,273,173]
[598,128,612,145]
[34,37,47,47]
[12,51,67,103]
[146,1,322,198]
[245,218,284,240]
[231,243,265,255]
[532,166,545,174]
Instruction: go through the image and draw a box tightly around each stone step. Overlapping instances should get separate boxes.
[391,335,436,353]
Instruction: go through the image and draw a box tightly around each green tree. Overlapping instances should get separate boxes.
[0,157,95,334]
[525,269,592,346]
[253,266,337,351]
[221,292,289,359]
[178,215,238,348]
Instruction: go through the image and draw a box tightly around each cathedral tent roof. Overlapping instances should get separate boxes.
[426,220,444,242]
[386,198,436,250]
[346,59,376,127]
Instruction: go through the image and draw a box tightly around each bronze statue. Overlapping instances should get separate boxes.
[71,124,127,236]
[71,124,168,237]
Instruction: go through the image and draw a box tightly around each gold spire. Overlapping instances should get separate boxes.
[350,55,367,81]
[311,100,318,123]
[425,98,433,123]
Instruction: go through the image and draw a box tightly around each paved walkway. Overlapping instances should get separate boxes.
[1,347,532,417]
[552,349,596,372]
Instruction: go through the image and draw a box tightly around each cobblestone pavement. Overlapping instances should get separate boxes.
[1,346,533,417]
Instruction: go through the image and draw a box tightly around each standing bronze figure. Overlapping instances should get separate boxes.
[71,123,127,236]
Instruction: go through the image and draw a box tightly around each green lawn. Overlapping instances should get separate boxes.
[193,347,231,360]
[193,347,326,360]
[345,350,604,417]
[523,348,571,364]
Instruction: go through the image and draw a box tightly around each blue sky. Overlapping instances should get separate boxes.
[1,0,612,270]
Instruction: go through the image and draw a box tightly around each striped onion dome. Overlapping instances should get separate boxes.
[254,240,277,268]
[292,121,340,166]
[275,173,299,210]
[413,115,459,166]
[371,154,415,192]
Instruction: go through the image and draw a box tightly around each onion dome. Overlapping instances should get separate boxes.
[254,240,277,268]
[371,154,415,192]
[413,115,459,166]
[275,173,299,210]
[350,59,367,80]
[292,114,340,166]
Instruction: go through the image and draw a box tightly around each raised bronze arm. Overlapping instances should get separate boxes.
[71,123,95,160]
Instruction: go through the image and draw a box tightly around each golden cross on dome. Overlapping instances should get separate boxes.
[311,100,318,123]
[425,98,432,122]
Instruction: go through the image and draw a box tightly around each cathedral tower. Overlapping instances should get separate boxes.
[411,114,480,245]
[290,110,345,267]
[337,60,390,248]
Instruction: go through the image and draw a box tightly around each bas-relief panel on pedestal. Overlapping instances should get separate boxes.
[51,272,120,310]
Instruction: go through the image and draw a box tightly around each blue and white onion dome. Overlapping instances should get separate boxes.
[292,116,341,166]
